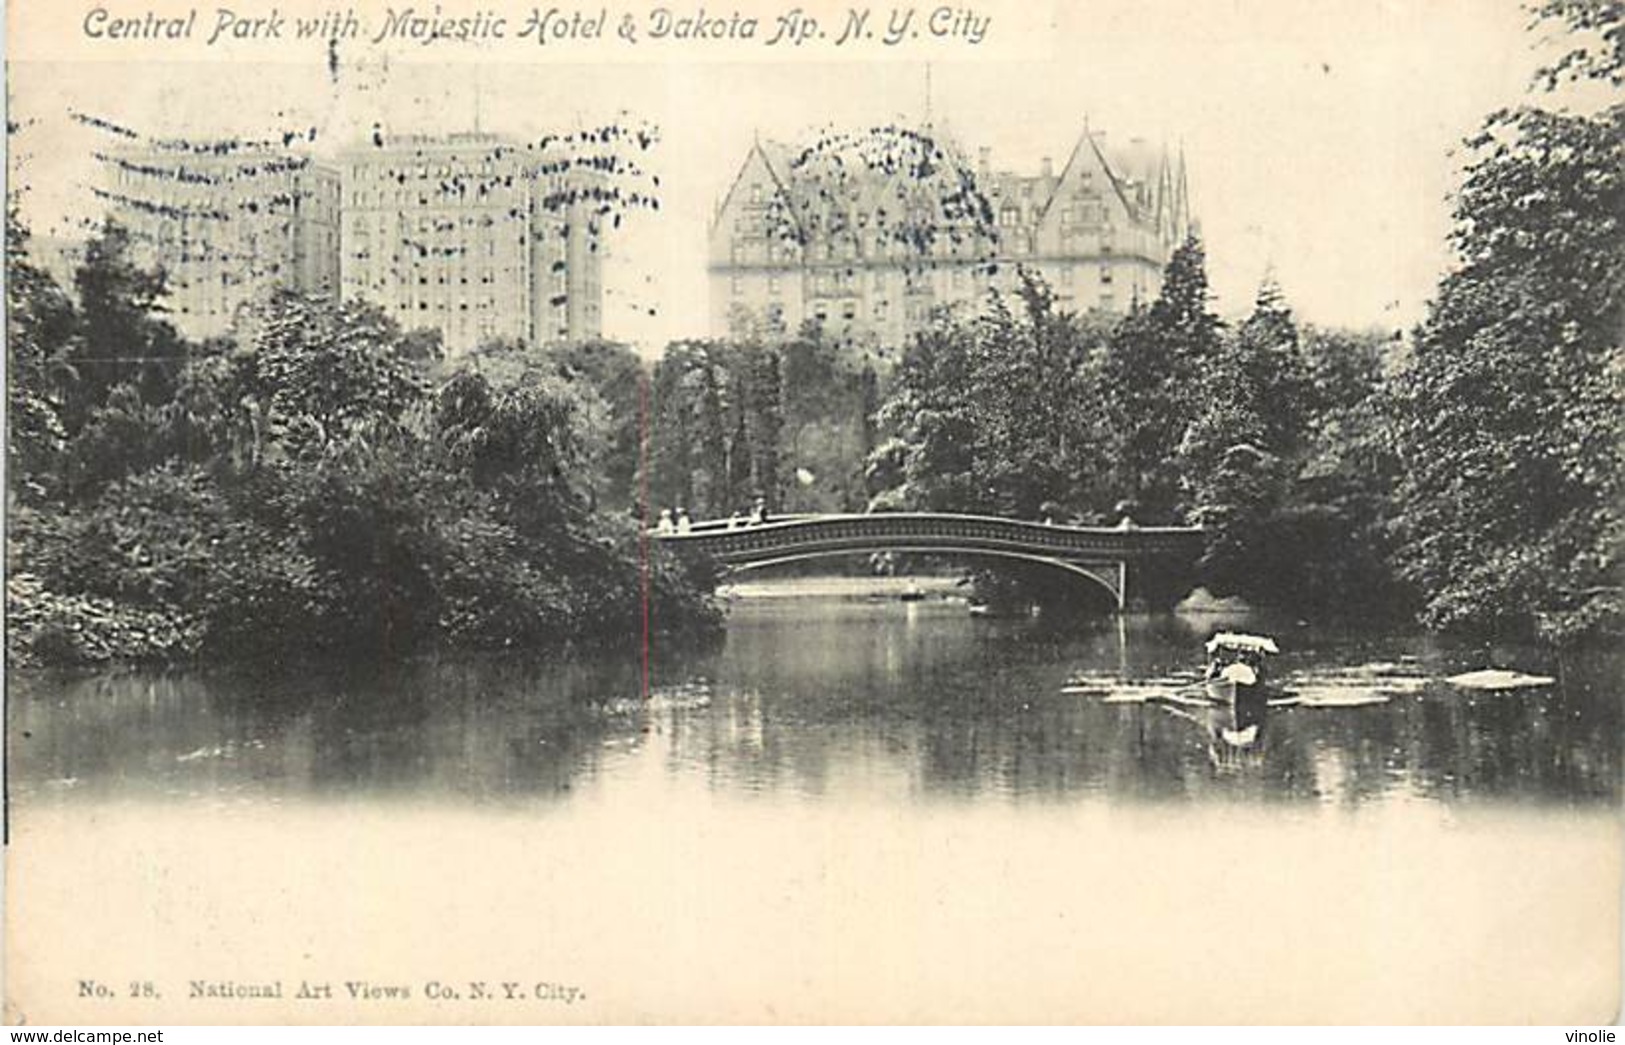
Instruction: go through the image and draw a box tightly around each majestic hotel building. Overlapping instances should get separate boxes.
[336,133,601,354]
[91,132,602,354]
[97,146,342,340]
[708,127,1193,355]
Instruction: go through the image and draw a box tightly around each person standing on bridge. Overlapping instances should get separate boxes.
[656,508,675,535]
[750,496,768,525]
[676,507,692,534]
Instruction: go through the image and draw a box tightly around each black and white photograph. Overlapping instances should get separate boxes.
[4,0,1622,1026]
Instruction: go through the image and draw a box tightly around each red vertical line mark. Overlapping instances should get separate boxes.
[638,365,652,702]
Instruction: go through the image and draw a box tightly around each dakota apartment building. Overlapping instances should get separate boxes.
[708,127,1193,355]
[90,132,602,353]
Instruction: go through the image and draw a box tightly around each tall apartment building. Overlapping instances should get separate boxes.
[336,133,602,355]
[708,127,1192,357]
[97,146,341,339]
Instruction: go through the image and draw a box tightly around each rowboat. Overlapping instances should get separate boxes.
[1192,632,1282,747]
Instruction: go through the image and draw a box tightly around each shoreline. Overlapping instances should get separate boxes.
[720,574,967,600]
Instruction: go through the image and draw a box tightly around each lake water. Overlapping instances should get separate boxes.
[7,586,1622,1023]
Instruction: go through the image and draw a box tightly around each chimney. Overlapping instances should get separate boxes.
[1040,156,1053,179]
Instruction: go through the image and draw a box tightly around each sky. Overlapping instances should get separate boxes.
[8,0,1553,353]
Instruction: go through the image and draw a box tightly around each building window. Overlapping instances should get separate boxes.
[1100,264,1113,284]
[768,275,781,295]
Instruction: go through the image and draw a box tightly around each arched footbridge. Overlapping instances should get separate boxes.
[653,513,1205,611]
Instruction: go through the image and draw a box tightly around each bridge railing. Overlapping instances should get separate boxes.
[653,512,1203,560]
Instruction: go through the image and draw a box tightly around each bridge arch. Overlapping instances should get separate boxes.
[653,512,1203,612]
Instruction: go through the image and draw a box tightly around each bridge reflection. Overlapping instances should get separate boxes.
[654,512,1204,611]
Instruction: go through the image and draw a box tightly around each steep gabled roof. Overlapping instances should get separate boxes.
[719,124,1188,259]
[1036,127,1140,225]
[1086,132,1147,223]
[713,139,787,229]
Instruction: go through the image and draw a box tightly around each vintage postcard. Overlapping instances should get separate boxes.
[5,0,1622,1026]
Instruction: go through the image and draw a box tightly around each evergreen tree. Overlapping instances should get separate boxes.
[1230,278,1315,457]
[1150,234,1224,389]
[1098,235,1222,521]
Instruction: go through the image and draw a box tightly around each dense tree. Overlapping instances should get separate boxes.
[1392,102,1623,640]
[1287,327,1412,617]
[1099,234,1223,521]
[872,251,1409,616]
[694,363,732,513]
[876,319,980,512]
[776,324,880,513]
[874,270,1115,521]
[1388,0,1623,642]
[743,342,784,509]
[648,342,699,514]
[6,207,79,502]
[1384,0,1625,640]
[69,221,190,429]
[552,339,646,514]
[647,338,794,518]
[1176,280,1318,594]
[240,289,433,468]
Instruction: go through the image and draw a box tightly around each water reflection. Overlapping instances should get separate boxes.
[9,596,1621,810]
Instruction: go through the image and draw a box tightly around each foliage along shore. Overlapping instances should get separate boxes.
[6,216,721,669]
